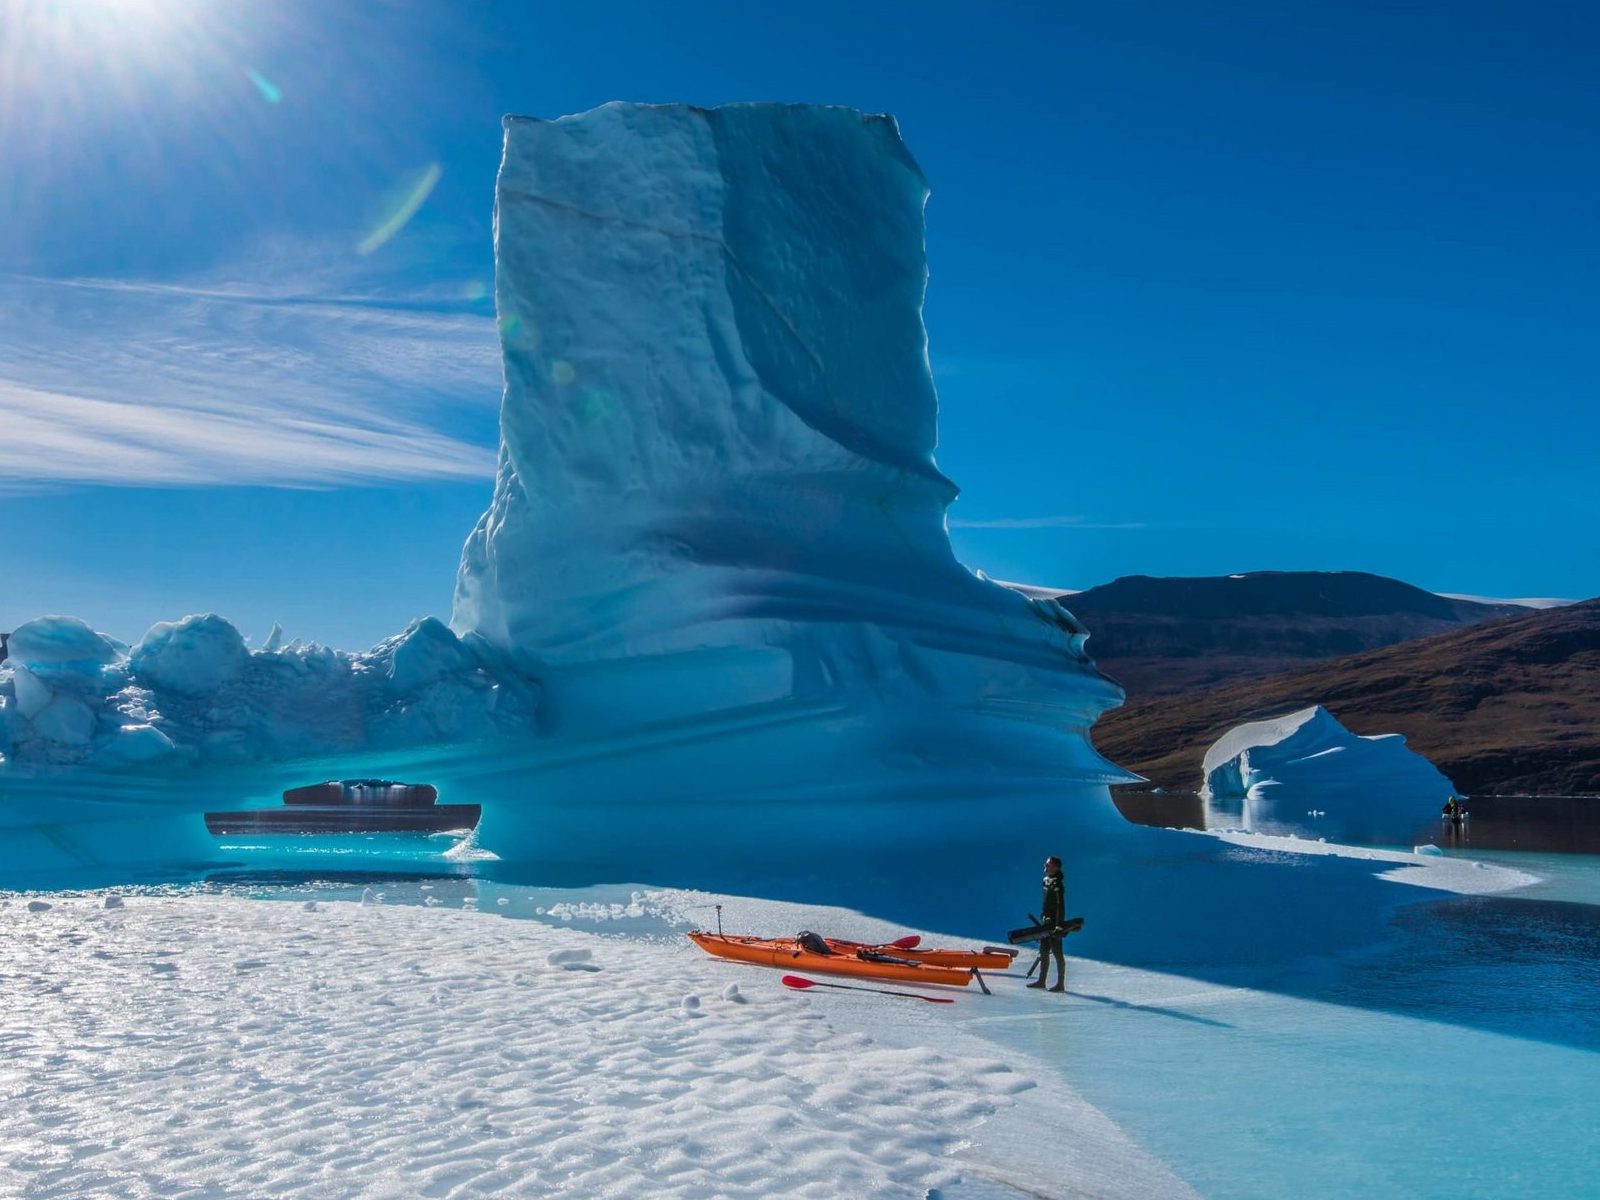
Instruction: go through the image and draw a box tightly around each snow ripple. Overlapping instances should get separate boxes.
[3,895,1045,1198]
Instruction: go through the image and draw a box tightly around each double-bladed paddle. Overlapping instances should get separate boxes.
[781,973,956,1004]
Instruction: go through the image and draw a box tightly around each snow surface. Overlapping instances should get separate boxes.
[1201,706,1456,844]
[1435,592,1573,609]
[0,891,1196,1200]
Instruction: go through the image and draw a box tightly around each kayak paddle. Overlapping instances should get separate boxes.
[781,974,956,1004]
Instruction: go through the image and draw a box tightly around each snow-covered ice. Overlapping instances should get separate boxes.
[0,891,1196,1199]
[1202,705,1456,843]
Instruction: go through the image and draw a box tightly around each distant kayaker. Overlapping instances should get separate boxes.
[1442,796,1460,818]
[1027,855,1067,993]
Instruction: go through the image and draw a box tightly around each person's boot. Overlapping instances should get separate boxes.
[1049,960,1066,993]
[1026,958,1047,989]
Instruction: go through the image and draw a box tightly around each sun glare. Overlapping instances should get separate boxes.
[2,0,249,123]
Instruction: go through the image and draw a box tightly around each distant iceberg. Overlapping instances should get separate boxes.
[1201,705,1456,843]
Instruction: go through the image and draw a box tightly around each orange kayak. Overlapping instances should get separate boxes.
[821,937,1016,971]
[687,931,983,987]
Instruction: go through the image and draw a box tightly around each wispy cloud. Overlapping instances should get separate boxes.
[0,265,502,487]
[948,514,1146,530]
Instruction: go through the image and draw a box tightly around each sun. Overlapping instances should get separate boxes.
[0,0,261,159]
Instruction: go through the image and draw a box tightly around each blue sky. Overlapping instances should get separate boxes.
[2,0,1596,647]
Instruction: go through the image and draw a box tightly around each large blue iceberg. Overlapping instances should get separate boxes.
[1,103,1132,885]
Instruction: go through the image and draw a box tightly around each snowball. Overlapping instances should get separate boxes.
[130,615,249,695]
[721,983,746,1003]
[27,900,52,913]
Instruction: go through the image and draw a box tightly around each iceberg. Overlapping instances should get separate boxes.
[0,103,1129,882]
[0,613,526,875]
[449,101,1132,865]
[1201,705,1456,843]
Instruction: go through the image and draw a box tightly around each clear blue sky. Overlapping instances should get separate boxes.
[3,0,1596,648]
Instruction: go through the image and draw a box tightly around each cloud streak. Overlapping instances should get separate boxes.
[947,514,1146,530]
[0,268,502,487]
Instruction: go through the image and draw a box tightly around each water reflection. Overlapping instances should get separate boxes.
[1113,788,1600,855]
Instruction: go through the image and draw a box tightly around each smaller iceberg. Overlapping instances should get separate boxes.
[1201,705,1456,844]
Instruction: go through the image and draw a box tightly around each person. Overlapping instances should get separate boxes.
[1442,796,1459,818]
[1027,855,1067,993]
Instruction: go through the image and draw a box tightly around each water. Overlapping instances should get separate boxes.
[1115,789,1600,855]
[993,855,1600,1200]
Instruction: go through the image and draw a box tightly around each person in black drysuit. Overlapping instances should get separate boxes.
[1027,855,1067,993]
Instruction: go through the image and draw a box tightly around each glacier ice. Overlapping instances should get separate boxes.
[0,105,1523,981]
[0,613,526,875]
[130,614,250,695]
[7,616,122,669]
[0,102,1129,883]
[1201,705,1456,843]
[447,101,1132,863]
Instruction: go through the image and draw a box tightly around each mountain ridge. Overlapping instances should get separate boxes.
[1091,598,1600,796]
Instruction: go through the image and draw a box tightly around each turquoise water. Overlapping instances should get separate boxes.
[989,852,1600,1200]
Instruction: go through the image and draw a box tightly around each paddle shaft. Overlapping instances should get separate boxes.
[781,974,955,1004]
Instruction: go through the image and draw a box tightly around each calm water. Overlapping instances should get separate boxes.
[1114,789,1600,855]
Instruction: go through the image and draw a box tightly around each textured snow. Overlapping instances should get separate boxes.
[1435,592,1573,609]
[1201,706,1456,843]
[0,892,1195,1200]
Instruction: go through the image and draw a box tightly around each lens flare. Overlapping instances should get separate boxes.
[358,163,443,256]
[245,67,282,104]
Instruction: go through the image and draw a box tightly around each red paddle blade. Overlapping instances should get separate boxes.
[781,974,815,989]
[888,935,921,949]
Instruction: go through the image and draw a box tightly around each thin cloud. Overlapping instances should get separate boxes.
[0,266,502,487]
[948,514,1146,530]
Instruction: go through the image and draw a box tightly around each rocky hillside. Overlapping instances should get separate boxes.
[1067,571,1528,697]
[1092,598,1600,795]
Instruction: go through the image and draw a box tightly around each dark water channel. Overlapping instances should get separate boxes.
[1113,789,1600,854]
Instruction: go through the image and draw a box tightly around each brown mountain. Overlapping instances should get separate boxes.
[1066,571,1528,697]
[1092,598,1600,795]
